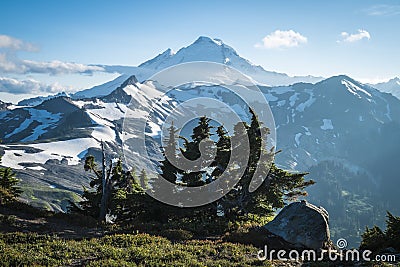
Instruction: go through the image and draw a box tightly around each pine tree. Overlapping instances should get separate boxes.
[181,116,213,186]
[360,211,400,251]
[220,110,313,219]
[0,155,22,205]
[71,143,145,222]
[385,212,400,250]
[139,169,149,190]
[156,113,314,223]
[211,125,231,178]
[0,167,22,204]
[360,225,386,251]
[159,122,180,185]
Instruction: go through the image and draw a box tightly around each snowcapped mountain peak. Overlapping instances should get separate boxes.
[138,36,252,71]
[319,75,360,87]
[119,75,139,88]
[138,49,175,70]
[135,36,323,86]
[193,36,224,46]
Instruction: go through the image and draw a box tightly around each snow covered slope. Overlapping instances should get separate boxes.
[70,36,323,100]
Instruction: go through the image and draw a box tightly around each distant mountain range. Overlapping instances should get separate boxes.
[1,36,399,246]
[371,77,400,100]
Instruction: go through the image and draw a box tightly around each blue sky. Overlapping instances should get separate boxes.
[1,0,400,102]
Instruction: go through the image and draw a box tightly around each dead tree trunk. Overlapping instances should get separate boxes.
[99,141,109,222]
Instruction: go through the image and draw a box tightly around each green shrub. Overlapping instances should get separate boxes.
[360,211,400,252]
[159,229,194,241]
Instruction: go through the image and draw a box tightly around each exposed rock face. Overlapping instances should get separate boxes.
[264,200,330,250]
[0,100,10,110]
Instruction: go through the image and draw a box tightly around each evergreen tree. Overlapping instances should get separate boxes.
[158,122,180,185]
[360,225,386,251]
[181,116,214,186]
[360,211,400,251]
[220,110,313,219]
[139,169,149,190]
[385,212,400,250]
[71,143,145,222]
[211,125,231,178]
[0,167,22,205]
[156,112,314,223]
[0,155,22,205]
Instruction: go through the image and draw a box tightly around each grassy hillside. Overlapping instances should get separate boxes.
[0,232,272,266]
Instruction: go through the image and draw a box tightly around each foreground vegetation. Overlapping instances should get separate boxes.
[0,232,273,267]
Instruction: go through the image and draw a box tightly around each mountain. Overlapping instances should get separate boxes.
[3,74,399,219]
[372,77,400,100]
[2,37,400,246]
[18,92,69,106]
[72,74,131,99]
[138,36,323,86]
[71,36,323,100]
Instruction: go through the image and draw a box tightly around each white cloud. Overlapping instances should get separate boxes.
[0,77,65,94]
[0,34,104,75]
[339,30,371,43]
[255,30,308,49]
[0,52,104,75]
[0,34,37,51]
[21,60,104,75]
[363,5,400,16]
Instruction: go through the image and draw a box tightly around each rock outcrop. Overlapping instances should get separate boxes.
[264,200,331,250]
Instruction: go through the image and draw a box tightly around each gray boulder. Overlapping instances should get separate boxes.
[264,200,330,250]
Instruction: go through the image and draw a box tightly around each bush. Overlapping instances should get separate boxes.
[159,229,194,241]
[360,226,386,251]
[360,211,400,252]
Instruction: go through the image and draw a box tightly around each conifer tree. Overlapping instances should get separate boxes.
[157,112,314,222]
[211,125,231,178]
[159,122,180,185]
[360,211,400,251]
[385,212,400,250]
[72,143,145,222]
[360,225,386,251]
[0,155,22,205]
[219,110,313,219]
[0,166,21,204]
[139,169,149,190]
[181,116,213,186]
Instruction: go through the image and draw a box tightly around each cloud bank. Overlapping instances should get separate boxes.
[0,34,37,51]
[0,34,105,75]
[0,77,65,94]
[339,30,371,43]
[255,30,308,49]
[363,5,400,16]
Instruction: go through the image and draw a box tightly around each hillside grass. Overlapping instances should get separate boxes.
[0,232,272,267]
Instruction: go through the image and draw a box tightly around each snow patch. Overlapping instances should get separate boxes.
[320,119,333,130]
[296,90,315,112]
[277,100,286,107]
[1,138,99,169]
[294,133,302,147]
[289,93,299,107]
[4,108,62,141]
[341,79,372,99]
